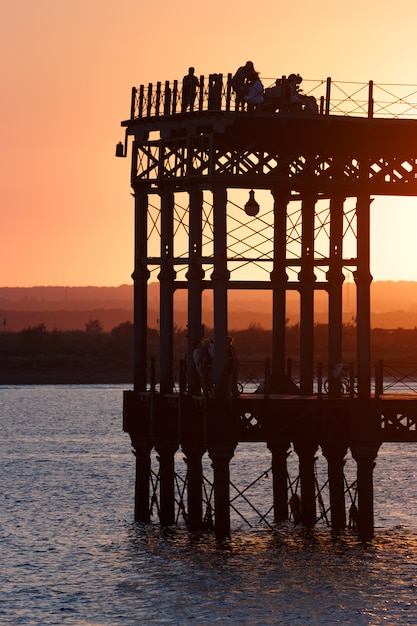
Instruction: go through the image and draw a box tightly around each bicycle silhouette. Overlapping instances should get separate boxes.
[323,374,357,396]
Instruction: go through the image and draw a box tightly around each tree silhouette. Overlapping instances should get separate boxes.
[85,319,103,333]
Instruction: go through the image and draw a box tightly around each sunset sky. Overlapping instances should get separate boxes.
[2,0,417,287]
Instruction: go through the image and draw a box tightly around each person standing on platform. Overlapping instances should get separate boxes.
[231,61,254,110]
[182,67,200,112]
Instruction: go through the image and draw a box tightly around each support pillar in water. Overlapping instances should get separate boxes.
[351,444,380,540]
[183,446,206,532]
[132,443,152,523]
[155,442,178,527]
[268,439,291,523]
[294,440,318,528]
[208,446,236,540]
[322,443,348,531]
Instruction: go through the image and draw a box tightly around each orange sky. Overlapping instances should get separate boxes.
[2,0,417,287]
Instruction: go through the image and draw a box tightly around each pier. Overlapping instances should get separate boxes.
[119,73,417,540]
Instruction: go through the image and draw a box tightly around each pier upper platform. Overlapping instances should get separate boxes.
[119,75,417,197]
[122,75,417,122]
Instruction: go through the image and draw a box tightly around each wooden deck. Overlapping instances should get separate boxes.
[124,390,417,445]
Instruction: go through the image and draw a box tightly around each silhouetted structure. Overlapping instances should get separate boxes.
[120,73,417,541]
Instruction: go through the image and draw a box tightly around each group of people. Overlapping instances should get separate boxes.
[193,338,214,392]
[230,61,264,111]
[263,73,319,114]
[192,336,237,395]
[231,62,318,113]
[181,63,318,114]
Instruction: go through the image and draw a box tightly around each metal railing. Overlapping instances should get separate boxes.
[375,361,417,395]
[128,75,417,121]
[141,359,417,396]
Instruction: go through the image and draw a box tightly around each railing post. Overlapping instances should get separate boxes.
[217,73,223,110]
[317,362,323,398]
[226,73,232,112]
[198,75,204,111]
[325,77,331,115]
[138,85,144,119]
[379,359,384,395]
[155,81,161,117]
[146,83,153,118]
[150,357,155,392]
[279,75,286,113]
[349,362,355,397]
[179,359,186,394]
[264,358,270,398]
[163,80,171,116]
[172,80,178,114]
[130,87,137,120]
[375,359,383,397]
[368,80,374,119]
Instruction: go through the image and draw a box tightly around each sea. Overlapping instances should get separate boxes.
[2,384,417,625]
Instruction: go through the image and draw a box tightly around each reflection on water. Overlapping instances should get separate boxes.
[1,385,417,625]
[122,523,417,625]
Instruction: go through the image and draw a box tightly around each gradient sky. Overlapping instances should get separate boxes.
[2,0,417,287]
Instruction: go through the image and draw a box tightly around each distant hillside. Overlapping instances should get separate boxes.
[0,285,135,332]
[0,285,133,311]
[0,281,416,331]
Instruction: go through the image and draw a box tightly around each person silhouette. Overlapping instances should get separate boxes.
[182,67,199,112]
[244,70,264,111]
[231,61,255,110]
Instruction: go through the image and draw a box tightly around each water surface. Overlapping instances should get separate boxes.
[2,385,417,624]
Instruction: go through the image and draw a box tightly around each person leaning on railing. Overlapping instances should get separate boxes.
[231,61,255,110]
[244,70,264,111]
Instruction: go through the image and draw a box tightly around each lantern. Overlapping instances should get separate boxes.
[244,189,260,216]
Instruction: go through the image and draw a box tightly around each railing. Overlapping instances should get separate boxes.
[140,359,417,396]
[375,362,417,395]
[128,75,417,121]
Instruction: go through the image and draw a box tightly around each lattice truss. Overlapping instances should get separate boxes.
[146,191,358,283]
[147,446,359,529]
[369,157,417,184]
[135,140,417,189]
[380,409,417,438]
[136,142,356,181]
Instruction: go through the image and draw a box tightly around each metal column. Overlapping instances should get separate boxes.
[132,185,150,391]
[158,187,176,394]
[270,190,289,392]
[211,184,230,399]
[327,194,345,396]
[299,193,316,394]
[186,186,205,394]
[354,193,373,397]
